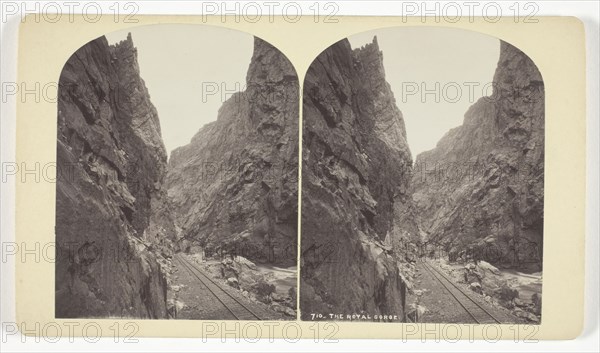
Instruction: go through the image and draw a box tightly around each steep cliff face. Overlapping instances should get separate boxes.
[301,37,415,319]
[166,38,299,266]
[55,34,175,318]
[412,41,544,271]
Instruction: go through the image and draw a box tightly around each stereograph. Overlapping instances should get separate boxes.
[14,15,586,340]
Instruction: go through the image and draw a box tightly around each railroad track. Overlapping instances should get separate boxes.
[174,254,262,320]
[421,260,502,324]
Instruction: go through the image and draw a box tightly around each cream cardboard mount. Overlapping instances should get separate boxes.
[15,16,585,340]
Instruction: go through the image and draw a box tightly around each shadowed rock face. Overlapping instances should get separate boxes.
[300,37,415,319]
[412,41,544,271]
[56,34,175,318]
[166,38,299,267]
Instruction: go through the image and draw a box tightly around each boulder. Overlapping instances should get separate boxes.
[496,284,519,302]
[469,282,483,294]
[226,277,239,289]
[513,297,526,308]
[288,286,297,303]
[252,281,276,303]
[531,292,542,315]
[478,261,501,275]
[271,292,286,302]
[219,256,272,294]
[514,309,540,323]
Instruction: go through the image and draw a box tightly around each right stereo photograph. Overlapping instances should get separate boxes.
[300,27,544,325]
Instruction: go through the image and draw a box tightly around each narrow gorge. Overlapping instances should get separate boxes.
[56,34,299,319]
[164,37,299,319]
[300,36,543,323]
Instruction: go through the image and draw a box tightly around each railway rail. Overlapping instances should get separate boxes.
[175,254,262,320]
[421,260,502,324]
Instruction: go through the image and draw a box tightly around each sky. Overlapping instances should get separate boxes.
[104,25,499,160]
[105,25,253,157]
[348,27,500,158]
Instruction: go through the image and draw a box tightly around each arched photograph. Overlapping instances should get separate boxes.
[300,27,544,324]
[55,24,299,320]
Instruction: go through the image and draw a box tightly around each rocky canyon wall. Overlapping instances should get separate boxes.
[55,34,175,318]
[165,37,299,267]
[300,37,417,319]
[412,41,544,271]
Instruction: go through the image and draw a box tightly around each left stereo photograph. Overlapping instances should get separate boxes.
[54,25,299,320]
